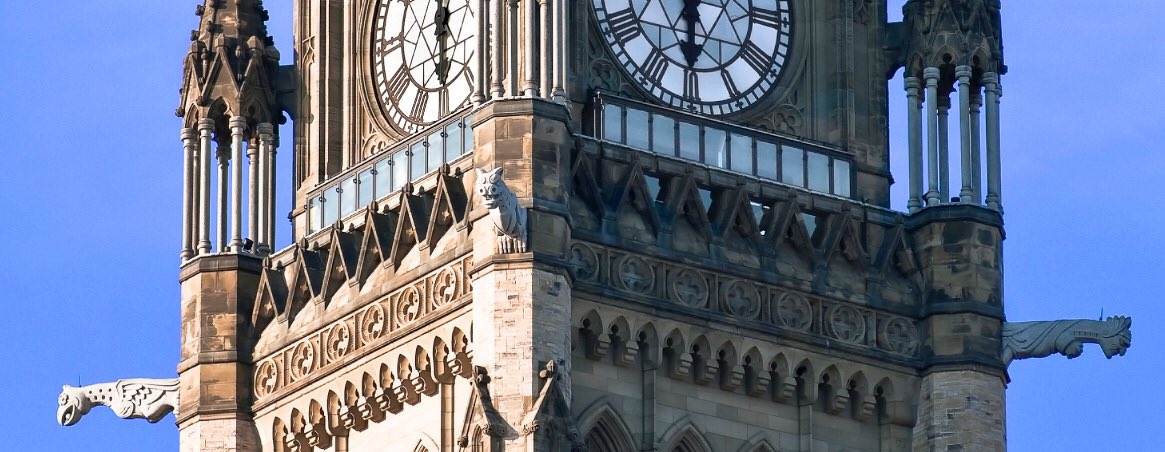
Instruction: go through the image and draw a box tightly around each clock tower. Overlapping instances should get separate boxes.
[54,1,1135,451]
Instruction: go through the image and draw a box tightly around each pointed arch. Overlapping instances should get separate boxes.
[577,402,637,452]
[658,419,713,452]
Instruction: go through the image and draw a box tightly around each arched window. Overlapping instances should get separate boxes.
[582,408,636,452]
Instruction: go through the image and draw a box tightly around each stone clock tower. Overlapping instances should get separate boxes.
[55,1,1134,451]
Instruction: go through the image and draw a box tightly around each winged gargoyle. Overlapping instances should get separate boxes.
[57,378,180,426]
[1001,316,1132,366]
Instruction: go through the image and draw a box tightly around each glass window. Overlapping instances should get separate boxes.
[428,129,444,171]
[756,141,778,180]
[603,104,623,143]
[625,108,650,150]
[374,159,391,200]
[782,146,805,186]
[410,140,426,180]
[679,122,700,161]
[463,115,474,154]
[358,169,374,207]
[704,128,726,168]
[833,160,851,197]
[340,179,356,217]
[807,152,830,192]
[730,134,753,174]
[392,150,408,192]
[651,114,676,156]
[322,193,338,227]
[445,121,463,162]
[308,199,321,233]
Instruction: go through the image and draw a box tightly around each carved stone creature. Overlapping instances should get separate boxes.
[476,167,527,253]
[57,378,179,426]
[1001,316,1132,365]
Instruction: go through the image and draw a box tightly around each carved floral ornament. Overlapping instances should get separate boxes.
[571,241,921,358]
[254,257,472,400]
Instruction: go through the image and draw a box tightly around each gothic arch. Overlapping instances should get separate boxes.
[658,420,713,452]
[577,403,637,452]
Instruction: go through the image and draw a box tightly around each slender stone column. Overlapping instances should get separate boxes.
[956,65,974,201]
[217,143,230,252]
[552,0,567,102]
[247,137,259,250]
[491,0,505,98]
[508,0,519,97]
[923,67,941,206]
[181,128,197,260]
[473,0,487,103]
[983,72,1002,211]
[938,102,950,202]
[229,116,247,252]
[197,119,214,255]
[257,123,275,253]
[970,90,983,203]
[539,0,552,99]
[523,0,538,97]
[269,136,278,249]
[905,77,923,213]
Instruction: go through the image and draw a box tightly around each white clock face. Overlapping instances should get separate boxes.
[373,0,475,133]
[593,0,792,115]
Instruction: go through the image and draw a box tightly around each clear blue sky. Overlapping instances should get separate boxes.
[0,1,1160,450]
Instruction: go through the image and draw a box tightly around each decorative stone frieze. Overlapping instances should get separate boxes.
[570,241,920,358]
[254,256,473,401]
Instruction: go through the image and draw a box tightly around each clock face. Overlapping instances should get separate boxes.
[592,0,792,115]
[372,0,475,134]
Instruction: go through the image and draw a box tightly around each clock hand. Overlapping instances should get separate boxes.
[679,0,703,67]
[433,1,452,84]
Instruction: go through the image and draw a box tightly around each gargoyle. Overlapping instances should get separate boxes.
[476,167,528,254]
[57,378,179,426]
[1001,316,1132,366]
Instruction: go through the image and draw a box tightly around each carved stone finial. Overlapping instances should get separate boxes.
[57,378,180,426]
[475,167,528,254]
[1001,316,1132,365]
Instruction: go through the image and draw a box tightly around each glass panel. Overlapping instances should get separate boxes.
[679,122,700,161]
[603,104,623,143]
[807,152,830,192]
[782,146,804,186]
[340,179,356,217]
[308,199,321,233]
[704,128,726,168]
[651,114,676,156]
[625,108,650,150]
[428,130,444,171]
[445,121,463,162]
[410,140,426,180]
[358,170,374,207]
[322,193,338,227]
[374,159,391,200]
[463,115,474,154]
[756,141,778,180]
[392,150,408,191]
[730,134,753,174]
[833,160,852,197]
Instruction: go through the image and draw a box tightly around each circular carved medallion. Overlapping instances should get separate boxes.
[254,360,279,398]
[361,302,388,343]
[773,292,812,332]
[827,305,865,344]
[616,256,655,294]
[721,280,760,319]
[288,341,316,381]
[880,317,919,356]
[325,323,353,362]
[396,285,424,325]
[568,244,600,282]
[669,269,709,308]
[432,267,459,308]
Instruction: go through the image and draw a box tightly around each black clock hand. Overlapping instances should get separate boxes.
[679,0,702,67]
[433,1,452,84]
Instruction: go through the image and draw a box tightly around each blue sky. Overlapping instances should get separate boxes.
[0,1,1160,450]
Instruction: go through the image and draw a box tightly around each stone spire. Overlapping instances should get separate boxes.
[177,0,286,260]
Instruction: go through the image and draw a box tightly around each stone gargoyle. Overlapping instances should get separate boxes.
[1001,316,1132,366]
[57,378,179,426]
[476,167,528,254]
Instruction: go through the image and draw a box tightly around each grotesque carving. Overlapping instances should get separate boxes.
[57,378,179,426]
[1001,316,1132,365]
[476,168,528,254]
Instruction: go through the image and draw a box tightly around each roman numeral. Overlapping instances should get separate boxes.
[684,70,699,101]
[643,50,668,82]
[721,70,741,98]
[739,42,770,75]
[410,91,429,120]
[751,6,783,30]
[387,66,411,102]
[605,8,641,46]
